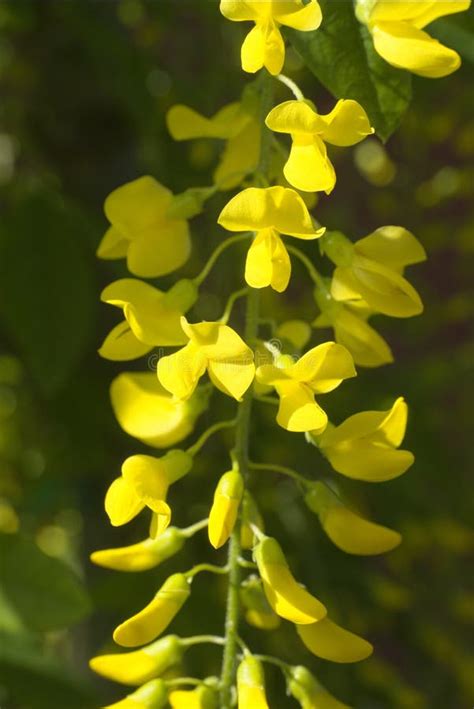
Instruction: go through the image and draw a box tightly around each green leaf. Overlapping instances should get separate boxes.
[0,533,91,631]
[0,188,97,396]
[284,0,412,141]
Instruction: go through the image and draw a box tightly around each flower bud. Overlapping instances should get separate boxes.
[90,527,186,572]
[305,482,401,555]
[89,635,183,686]
[254,536,326,624]
[240,492,264,550]
[169,681,218,709]
[296,617,373,663]
[237,656,269,709]
[113,574,191,648]
[240,576,280,630]
[208,470,244,549]
[288,665,350,709]
[103,678,168,709]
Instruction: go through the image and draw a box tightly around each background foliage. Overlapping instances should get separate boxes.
[0,1,472,707]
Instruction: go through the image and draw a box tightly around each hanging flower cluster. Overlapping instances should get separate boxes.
[90,1,469,706]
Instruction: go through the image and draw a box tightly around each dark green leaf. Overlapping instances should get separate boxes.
[284,0,412,141]
[0,534,91,631]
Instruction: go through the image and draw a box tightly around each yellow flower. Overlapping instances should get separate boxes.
[218,186,325,292]
[357,0,471,78]
[256,343,356,433]
[254,536,327,624]
[99,279,198,361]
[313,290,393,368]
[316,397,414,482]
[240,492,264,550]
[266,99,373,193]
[167,97,260,190]
[240,576,281,630]
[97,176,191,278]
[288,665,350,709]
[324,226,426,318]
[102,679,168,709]
[305,482,401,555]
[237,656,269,709]
[208,470,244,549]
[90,527,186,572]
[113,573,191,647]
[169,683,218,709]
[105,450,193,534]
[157,318,255,401]
[220,0,322,75]
[89,635,184,686]
[276,319,312,351]
[296,617,373,663]
[110,373,208,449]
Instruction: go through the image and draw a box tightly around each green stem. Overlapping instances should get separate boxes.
[219,69,275,709]
[181,635,225,648]
[193,233,252,287]
[277,73,304,101]
[219,287,249,324]
[186,563,230,579]
[186,419,236,457]
[249,461,312,487]
[181,518,209,538]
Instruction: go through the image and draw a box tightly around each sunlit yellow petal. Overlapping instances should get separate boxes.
[237,656,269,709]
[241,22,285,75]
[284,135,336,193]
[220,0,259,22]
[297,617,373,663]
[355,225,426,268]
[99,321,152,362]
[90,528,186,572]
[288,665,351,709]
[324,441,414,481]
[289,342,356,393]
[275,0,323,31]
[214,118,261,190]
[103,679,168,709]
[208,356,255,401]
[127,220,191,279]
[97,226,129,260]
[245,229,292,292]
[104,176,172,236]
[113,574,190,647]
[266,100,325,136]
[158,343,208,401]
[167,102,246,140]
[208,470,244,549]
[320,99,374,147]
[274,380,328,433]
[350,255,424,317]
[376,396,408,447]
[105,477,145,527]
[331,308,393,368]
[169,684,218,709]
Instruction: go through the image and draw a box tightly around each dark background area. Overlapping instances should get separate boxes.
[0,1,472,708]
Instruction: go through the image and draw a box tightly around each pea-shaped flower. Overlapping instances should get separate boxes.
[324,226,426,318]
[110,373,208,449]
[90,527,186,572]
[169,682,218,709]
[208,470,244,549]
[103,679,168,709]
[220,0,322,76]
[316,397,414,482]
[356,0,471,78]
[167,99,260,190]
[256,343,356,433]
[218,186,325,292]
[105,450,193,535]
[313,290,393,368]
[288,665,350,709]
[90,635,184,686]
[113,573,191,647]
[237,656,269,709]
[97,176,191,278]
[296,617,373,663]
[254,536,327,624]
[305,482,401,555]
[266,99,373,193]
[157,318,255,401]
[99,279,198,361]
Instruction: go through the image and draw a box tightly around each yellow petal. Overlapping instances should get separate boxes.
[351,254,424,317]
[355,225,426,268]
[274,380,328,433]
[126,219,191,279]
[245,229,291,292]
[214,118,261,190]
[218,185,320,237]
[372,20,461,78]
[320,99,374,147]
[208,357,256,401]
[102,679,168,709]
[410,0,471,29]
[276,320,311,350]
[99,321,152,362]
[241,22,285,75]
[297,617,373,663]
[266,100,325,136]
[89,635,183,686]
[255,537,327,624]
[289,342,356,393]
[90,528,186,572]
[122,451,192,515]
[169,685,218,709]
[323,441,414,481]
[208,471,244,548]
[167,102,247,140]
[332,308,393,368]
[110,372,203,448]
[220,0,259,22]
[104,176,171,236]
[105,477,145,527]
[305,483,401,555]
[113,574,190,647]
[369,1,470,29]
[97,225,129,260]
[157,343,208,401]
[284,135,336,193]
[275,0,323,31]
[375,396,408,447]
[288,665,351,709]
[237,656,269,709]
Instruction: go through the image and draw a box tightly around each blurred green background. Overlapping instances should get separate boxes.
[0,1,472,708]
